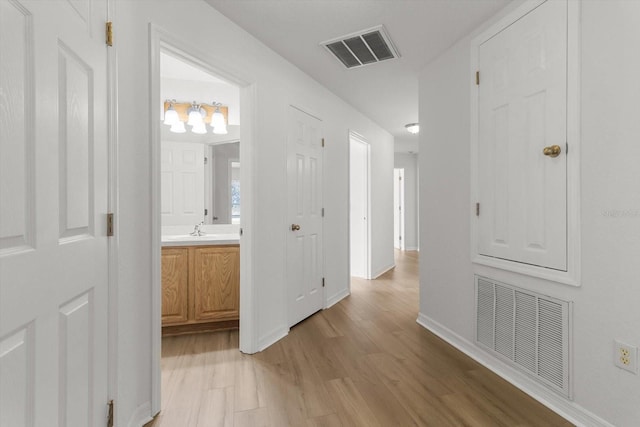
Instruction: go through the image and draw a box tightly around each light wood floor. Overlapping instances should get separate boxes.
[146,251,573,427]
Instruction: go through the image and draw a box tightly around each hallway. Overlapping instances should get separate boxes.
[147,251,571,427]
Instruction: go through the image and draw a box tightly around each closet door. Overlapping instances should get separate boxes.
[477,0,567,271]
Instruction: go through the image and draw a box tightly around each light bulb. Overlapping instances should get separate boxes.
[163,105,179,126]
[210,107,225,128]
[212,123,228,135]
[192,122,207,134]
[170,120,186,133]
[187,104,204,126]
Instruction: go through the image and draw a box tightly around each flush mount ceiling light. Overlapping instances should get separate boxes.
[405,123,419,134]
[162,100,228,134]
[321,25,400,69]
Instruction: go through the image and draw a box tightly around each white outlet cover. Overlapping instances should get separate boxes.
[614,340,638,374]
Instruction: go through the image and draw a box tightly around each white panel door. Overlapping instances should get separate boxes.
[287,106,323,327]
[0,0,109,425]
[477,0,567,271]
[161,141,204,226]
[349,137,369,278]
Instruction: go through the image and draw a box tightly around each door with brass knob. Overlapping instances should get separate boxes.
[286,106,324,328]
[543,145,562,158]
[476,0,568,271]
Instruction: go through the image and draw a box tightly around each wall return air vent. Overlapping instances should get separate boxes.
[320,25,400,69]
[475,276,572,398]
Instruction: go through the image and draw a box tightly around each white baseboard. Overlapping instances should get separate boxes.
[404,246,419,251]
[258,325,288,352]
[326,288,350,309]
[372,262,395,279]
[127,401,152,427]
[416,313,613,427]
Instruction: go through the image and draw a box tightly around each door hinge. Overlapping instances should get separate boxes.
[204,208,208,216]
[399,236,402,241]
[107,400,114,427]
[475,203,480,217]
[106,22,113,47]
[204,156,208,165]
[565,142,568,155]
[321,138,325,148]
[321,207,325,217]
[322,277,325,287]
[107,213,114,237]
[475,71,480,85]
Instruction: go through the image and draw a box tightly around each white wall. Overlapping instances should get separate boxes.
[394,152,419,251]
[418,1,640,426]
[114,1,394,425]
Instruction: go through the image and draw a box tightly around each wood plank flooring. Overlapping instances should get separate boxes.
[146,251,573,427]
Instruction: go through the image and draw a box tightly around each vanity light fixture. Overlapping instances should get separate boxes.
[405,123,419,134]
[162,100,229,134]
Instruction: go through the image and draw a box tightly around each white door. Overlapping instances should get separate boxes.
[0,0,109,425]
[477,0,567,270]
[287,106,323,327]
[161,141,205,226]
[349,136,369,278]
[393,168,404,250]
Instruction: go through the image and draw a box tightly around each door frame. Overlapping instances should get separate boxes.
[394,168,405,250]
[469,0,581,286]
[107,0,119,417]
[149,24,259,415]
[348,131,371,279]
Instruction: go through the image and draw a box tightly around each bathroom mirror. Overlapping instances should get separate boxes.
[205,141,240,224]
[160,133,240,227]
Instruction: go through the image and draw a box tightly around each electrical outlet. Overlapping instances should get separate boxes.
[614,340,638,374]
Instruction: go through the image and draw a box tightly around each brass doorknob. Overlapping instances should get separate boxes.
[291,224,300,231]
[543,145,561,158]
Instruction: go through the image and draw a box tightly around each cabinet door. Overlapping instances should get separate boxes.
[161,248,189,324]
[193,246,240,321]
[477,0,567,271]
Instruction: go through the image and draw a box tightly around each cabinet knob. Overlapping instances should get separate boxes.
[543,145,561,158]
[291,224,301,231]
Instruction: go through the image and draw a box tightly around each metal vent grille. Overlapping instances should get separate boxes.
[321,25,400,69]
[475,276,572,398]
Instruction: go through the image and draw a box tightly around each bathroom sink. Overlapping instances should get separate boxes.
[161,233,240,245]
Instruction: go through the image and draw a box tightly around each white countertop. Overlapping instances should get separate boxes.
[161,233,240,247]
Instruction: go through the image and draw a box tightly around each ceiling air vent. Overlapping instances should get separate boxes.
[321,25,400,69]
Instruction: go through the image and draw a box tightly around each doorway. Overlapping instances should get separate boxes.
[393,168,405,250]
[149,29,258,414]
[349,132,371,279]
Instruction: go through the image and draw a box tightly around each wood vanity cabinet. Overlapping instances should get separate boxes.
[161,245,239,335]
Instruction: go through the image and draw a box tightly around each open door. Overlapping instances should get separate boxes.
[0,0,110,424]
[349,134,370,279]
[286,106,324,327]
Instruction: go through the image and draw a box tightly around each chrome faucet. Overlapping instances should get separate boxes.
[190,221,206,236]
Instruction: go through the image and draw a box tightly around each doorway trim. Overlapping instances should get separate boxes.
[394,168,405,250]
[149,24,259,415]
[348,131,371,279]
